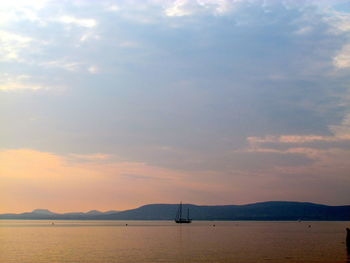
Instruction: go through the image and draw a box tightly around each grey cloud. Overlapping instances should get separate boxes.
[254,139,350,151]
[120,173,165,181]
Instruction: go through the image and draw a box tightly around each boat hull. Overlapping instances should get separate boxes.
[175,219,192,224]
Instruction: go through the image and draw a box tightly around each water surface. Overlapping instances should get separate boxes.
[0,220,349,263]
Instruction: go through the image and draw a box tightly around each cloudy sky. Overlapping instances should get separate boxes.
[1,0,350,213]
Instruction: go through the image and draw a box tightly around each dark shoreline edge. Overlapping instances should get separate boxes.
[1,201,350,221]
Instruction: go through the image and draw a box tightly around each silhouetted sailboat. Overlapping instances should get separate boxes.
[175,202,192,223]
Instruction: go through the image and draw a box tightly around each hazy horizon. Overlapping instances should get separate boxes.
[4,200,350,214]
[1,0,350,213]
[2,200,350,215]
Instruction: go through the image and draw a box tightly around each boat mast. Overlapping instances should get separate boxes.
[179,201,182,219]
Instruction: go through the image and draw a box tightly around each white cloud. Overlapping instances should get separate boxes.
[165,0,197,17]
[0,82,45,91]
[106,4,120,12]
[324,11,350,33]
[165,0,239,17]
[88,66,99,74]
[119,41,139,48]
[0,0,49,10]
[206,0,238,15]
[0,0,49,26]
[79,32,100,42]
[0,75,40,91]
[333,44,350,68]
[43,59,84,72]
[0,73,48,91]
[59,15,97,28]
[322,9,350,69]
[0,30,32,62]
[42,59,100,74]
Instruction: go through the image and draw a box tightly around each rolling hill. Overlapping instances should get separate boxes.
[1,201,349,220]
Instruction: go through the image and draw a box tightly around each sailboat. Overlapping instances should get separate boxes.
[175,202,192,223]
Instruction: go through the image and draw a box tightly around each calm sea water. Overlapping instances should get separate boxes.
[0,220,349,263]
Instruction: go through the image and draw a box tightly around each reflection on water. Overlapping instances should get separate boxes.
[0,220,349,263]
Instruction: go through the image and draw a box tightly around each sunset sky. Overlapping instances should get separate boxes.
[1,0,350,213]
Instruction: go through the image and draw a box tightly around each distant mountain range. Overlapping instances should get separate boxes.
[1,201,350,220]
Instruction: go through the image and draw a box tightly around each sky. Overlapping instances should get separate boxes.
[1,0,350,213]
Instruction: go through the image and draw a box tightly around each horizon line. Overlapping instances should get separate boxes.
[2,200,350,215]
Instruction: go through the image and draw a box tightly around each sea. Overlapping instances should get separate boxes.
[0,220,349,263]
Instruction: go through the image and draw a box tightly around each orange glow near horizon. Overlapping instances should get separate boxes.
[0,149,227,213]
[1,147,349,214]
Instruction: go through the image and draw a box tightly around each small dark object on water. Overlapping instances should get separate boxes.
[346,228,350,248]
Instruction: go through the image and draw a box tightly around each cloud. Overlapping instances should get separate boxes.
[68,153,112,162]
[58,15,97,28]
[42,59,84,72]
[334,44,350,68]
[0,0,49,10]
[0,0,49,22]
[0,30,32,62]
[120,173,163,180]
[164,0,239,17]
[165,0,201,17]
[330,112,350,136]
[87,65,99,74]
[0,82,45,91]
[119,41,139,48]
[106,4,120,12]
[0,74,49,91]
[1,0,350,207]
[79,32,100,42]
[321,7,350,70]
[324,9,350,33]
[247,134,350,145]
[245,130,350,163]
